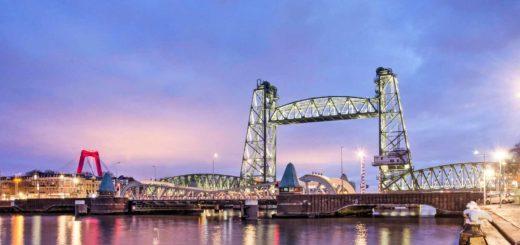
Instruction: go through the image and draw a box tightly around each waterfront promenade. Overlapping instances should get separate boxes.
[483,204,520,244]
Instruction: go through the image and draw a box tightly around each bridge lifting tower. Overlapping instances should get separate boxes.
[373,67,418,191]
[240,81,278,183]
[240,68,419,191]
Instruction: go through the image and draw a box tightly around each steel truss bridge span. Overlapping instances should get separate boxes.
[384,162,494,191]
[271,96,378,124]
[120,180,276,200]
[159,174,249,191]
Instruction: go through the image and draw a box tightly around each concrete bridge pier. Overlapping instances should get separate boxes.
[242,199,259,220]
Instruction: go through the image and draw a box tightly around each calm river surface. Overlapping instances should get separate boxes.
[0,210,462,245]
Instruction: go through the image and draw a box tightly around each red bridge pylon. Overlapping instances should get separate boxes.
[76,150,103,177]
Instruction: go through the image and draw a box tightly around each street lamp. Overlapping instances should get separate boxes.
[33,174,39,199]
[340,146,344,192]
[473,150,489,204]
[152,165,157,181]
[493,149,510,208]
[340,146,344,176]
[483,167,495,205]
[59,174,65,198]
[212,153,218,175]
[357,149,366,194]
[13,177,21,199]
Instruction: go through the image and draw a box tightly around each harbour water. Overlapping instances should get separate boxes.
[0,210,463,245]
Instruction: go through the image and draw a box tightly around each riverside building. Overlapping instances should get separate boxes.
[0,172,101,200]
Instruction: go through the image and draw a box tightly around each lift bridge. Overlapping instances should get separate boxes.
[121,67,490,200]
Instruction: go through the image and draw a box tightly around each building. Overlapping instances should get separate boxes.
[279,163,303,194]
[0,172,101,200]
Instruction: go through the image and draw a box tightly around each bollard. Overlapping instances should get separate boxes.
[243,199,259,220]
[459,224,487,245]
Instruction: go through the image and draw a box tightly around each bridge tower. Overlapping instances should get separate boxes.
[240,80,278,183]
[76,150,103,177]
[373,67,417,190]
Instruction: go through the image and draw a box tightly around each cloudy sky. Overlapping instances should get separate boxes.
[1,1,519,189]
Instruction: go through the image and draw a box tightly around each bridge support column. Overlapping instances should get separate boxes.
[74,200,87,216]
[243,199,259,220]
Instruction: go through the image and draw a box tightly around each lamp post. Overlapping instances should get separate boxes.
[473,150,488,204]
[340,146,344,192]
[483,167,495,205]
[59,174,64,198]
[13,177,21,200]
[493,150,510,208]
[212,153,218,175]
[33,174,39,199]
[340,146,344,176]
[152,165,157,181]
[357,149,366,194]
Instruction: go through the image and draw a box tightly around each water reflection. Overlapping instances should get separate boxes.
[0,212,462,245]
[379,227,389,245]
[71,219,81,245]
[402,227,411,245]
[198,210,208,244]
[355,223,367,245]
[11,215,24,245]
[57,215,68,245]
[31,216,41,245]
[243,224,256,245]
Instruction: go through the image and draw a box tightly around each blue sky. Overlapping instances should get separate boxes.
[1,1,519,189]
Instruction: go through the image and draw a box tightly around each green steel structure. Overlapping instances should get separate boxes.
[240,81,279,183]
[384,162,495,191]
[120,180,276,200]
[241,67,417,190]
[159,174,250,191]
[122,67,492,197]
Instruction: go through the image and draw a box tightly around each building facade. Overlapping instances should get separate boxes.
[0,173,101,200]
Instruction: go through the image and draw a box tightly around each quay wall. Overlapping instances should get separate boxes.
[0,197,128,214]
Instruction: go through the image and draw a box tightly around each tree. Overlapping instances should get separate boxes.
[24,169,43,176]
[506,143,520,183]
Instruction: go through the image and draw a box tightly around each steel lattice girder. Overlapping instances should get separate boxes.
[382,162,494,191]
[159,174,249,190]
[375,68,416,190]
[240,81,278,183]
[270,96,379,124]
[120,181,277,200]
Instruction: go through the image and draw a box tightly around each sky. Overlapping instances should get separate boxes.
[1,1,519,190]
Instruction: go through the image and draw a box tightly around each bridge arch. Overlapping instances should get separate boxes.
[119,180,277,201]
[383,162,493,191]
[160,174,248,190]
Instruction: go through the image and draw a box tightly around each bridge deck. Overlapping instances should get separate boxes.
[277,192,483,217]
